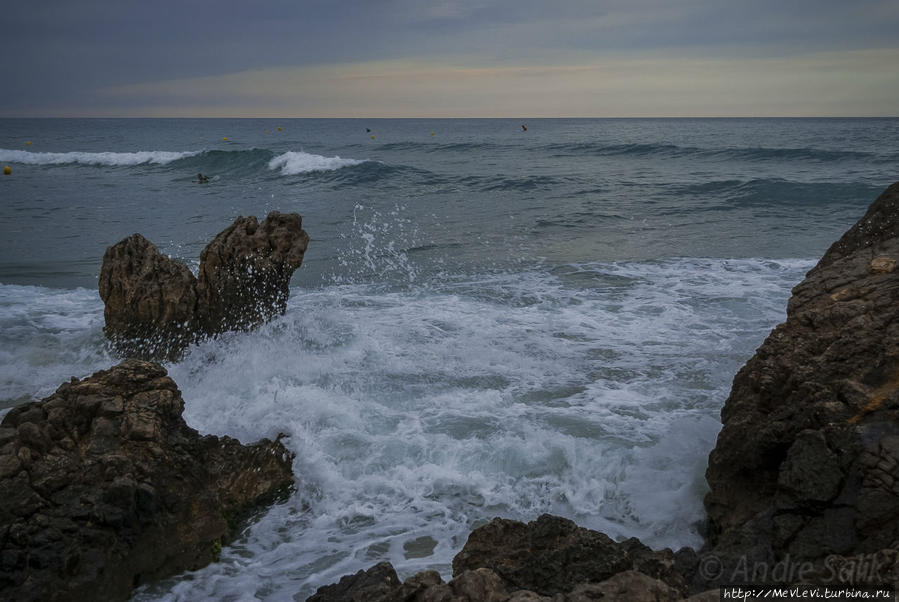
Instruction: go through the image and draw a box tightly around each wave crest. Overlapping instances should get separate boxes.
[268,151,366,175]
[0,149,199,166]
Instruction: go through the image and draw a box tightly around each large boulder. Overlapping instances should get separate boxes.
[98,234,199,359]
[452,515,686,596]
[703,182,899,583]
[99,211,309,360]
[197,212,309,333]
[0,360,294,601]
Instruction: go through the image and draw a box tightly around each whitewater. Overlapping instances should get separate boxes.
[1,117,897,600]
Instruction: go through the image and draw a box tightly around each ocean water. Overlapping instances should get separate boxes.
[1,118,897,600]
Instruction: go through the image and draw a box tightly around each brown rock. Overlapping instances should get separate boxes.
[566,571,681,602]
[704,182,899,582]
[452,514,685,596]
[99,212,309,360]
[197,212,309,333]
[98,233,198,359]
[0,360,294,601]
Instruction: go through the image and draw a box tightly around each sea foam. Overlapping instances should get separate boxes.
[0,149,199,166]
[267,151,366,175]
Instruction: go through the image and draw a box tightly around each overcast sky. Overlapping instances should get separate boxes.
[2,0,897,117]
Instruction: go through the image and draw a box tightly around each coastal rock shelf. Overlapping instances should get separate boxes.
[99,211,309,360]
[0,360,294,601]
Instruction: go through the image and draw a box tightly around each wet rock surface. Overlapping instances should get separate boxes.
[0,360,294,601]
[306,515,689,601]
[99,211,309,360]
[703,182,899,583]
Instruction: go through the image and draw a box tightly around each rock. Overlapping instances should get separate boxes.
[98,234,199,359]
[704,182,899,582]
[306,561,402,602]
[0,360,294,601]
[197,212,309,333]
[566,570,681,602]
[99,212,309,360]
[452,514,686,596]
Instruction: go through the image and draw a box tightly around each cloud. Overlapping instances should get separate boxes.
[2,0,898,116]
[90,48,899,117]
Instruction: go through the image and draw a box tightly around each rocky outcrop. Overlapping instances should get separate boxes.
[197,212,309,332]
[0,360,294,601]
[98,234,200,359]
[703,181,899,583]
[99,212,309,360]
[453,515,686,596]
[306,515,691,601]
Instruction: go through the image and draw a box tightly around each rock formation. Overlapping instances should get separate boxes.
[703,181,899,583]
[98,234,200,359]
[99,211,309,360]
[306,515,698,601]
[0,360,294,601]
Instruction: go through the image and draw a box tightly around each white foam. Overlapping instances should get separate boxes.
[267,151,365,175]
[130,257,813,601]
[0,284,111,407]
[0,148,199,166]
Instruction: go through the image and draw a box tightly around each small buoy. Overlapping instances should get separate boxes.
[25,141,31,146]
[371,135,375,139]
[3,166,11,175]
[277,127,282,132]
[265,130,269,134]
[222,137,228,141]
[430,132,434,136]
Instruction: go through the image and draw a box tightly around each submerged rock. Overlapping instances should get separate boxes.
[704,182,899,582]
[99,211,309,360]
[0,360,294,601]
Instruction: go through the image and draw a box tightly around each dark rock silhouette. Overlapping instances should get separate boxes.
[0,360,294,601]
[306,515,690,601]
[703,181,899,583]
[99,212,309,360]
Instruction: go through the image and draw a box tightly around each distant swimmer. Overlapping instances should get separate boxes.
[521,124,527,131]
[196,173,210,183]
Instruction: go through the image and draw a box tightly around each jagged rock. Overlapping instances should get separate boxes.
[99,211,309,360]
[197,212,309,332]
[306,562,403,602]
[704,182,899,583]
[452,514,686,596]
[0,360,294,601]
[98,233,199,359]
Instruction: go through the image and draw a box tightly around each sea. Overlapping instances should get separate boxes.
[1,117,897,600]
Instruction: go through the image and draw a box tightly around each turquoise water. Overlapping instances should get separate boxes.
[0,118,897,600]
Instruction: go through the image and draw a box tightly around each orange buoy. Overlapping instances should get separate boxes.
[3,166,11,175]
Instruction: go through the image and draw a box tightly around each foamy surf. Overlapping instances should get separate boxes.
[126,256,813,601]
[268,151,366,175]
[0,148,200,166]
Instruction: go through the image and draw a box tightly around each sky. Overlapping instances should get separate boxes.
[1,0,897,118]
